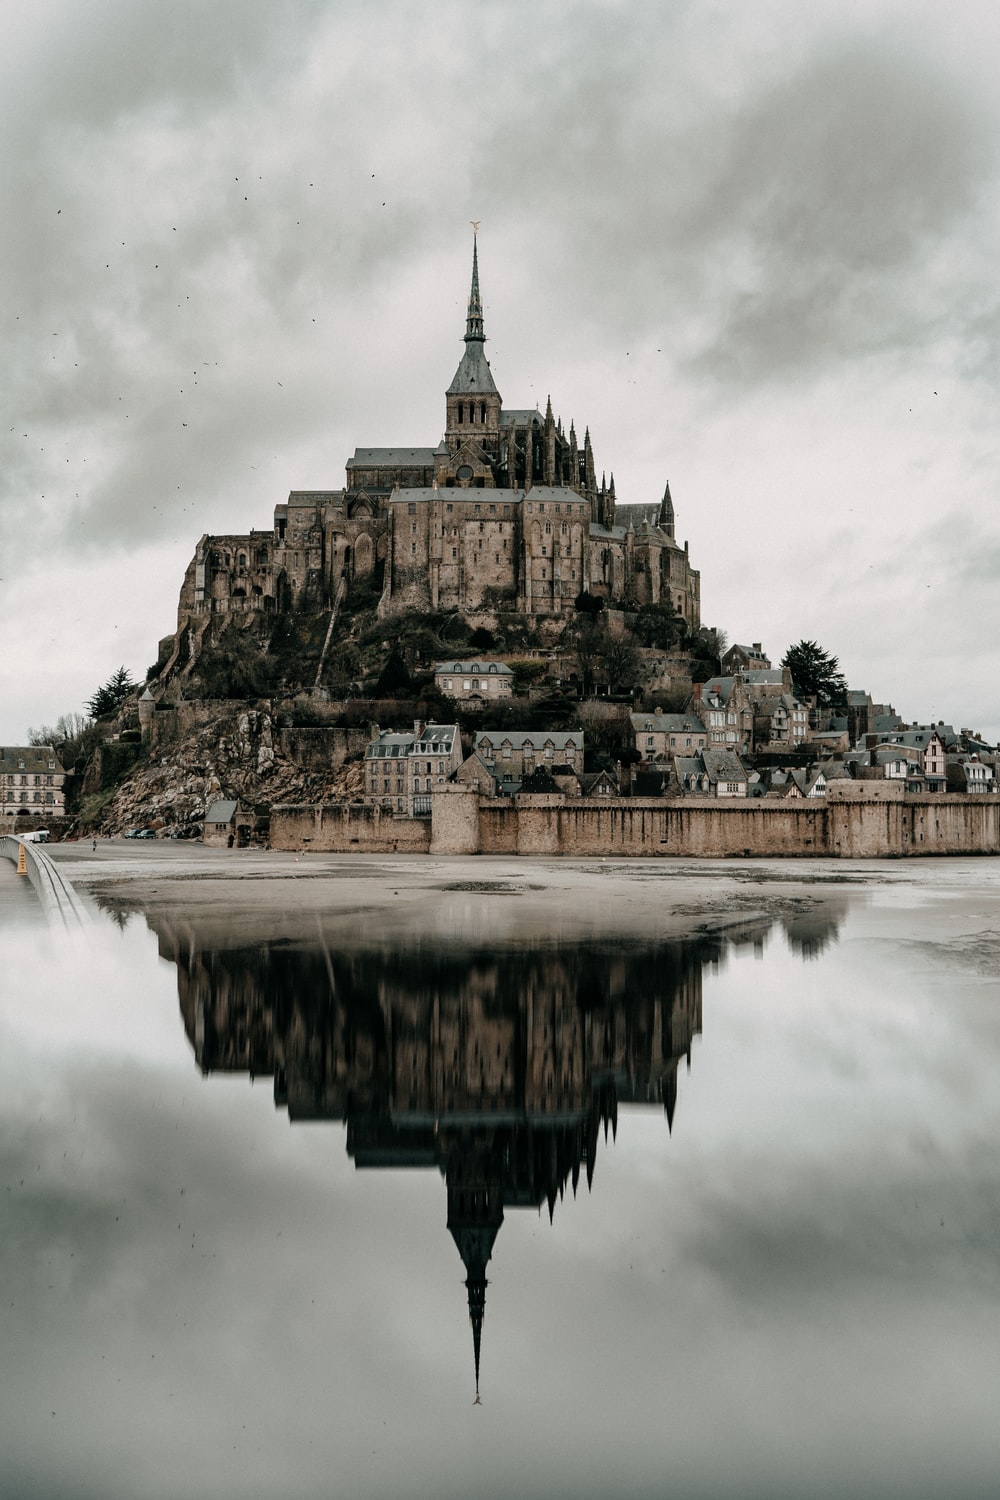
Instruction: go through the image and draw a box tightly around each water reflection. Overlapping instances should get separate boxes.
[148,905,844,1396]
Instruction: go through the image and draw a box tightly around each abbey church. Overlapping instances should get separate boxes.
[177,235,700,629]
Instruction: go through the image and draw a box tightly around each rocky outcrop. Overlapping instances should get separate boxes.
[90,706,367,835]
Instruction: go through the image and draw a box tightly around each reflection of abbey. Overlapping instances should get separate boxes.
[177,234,700,627]
[161,923,715,1398]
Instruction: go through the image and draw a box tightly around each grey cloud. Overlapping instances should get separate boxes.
[1,1,315,136]
[479,31,996,384]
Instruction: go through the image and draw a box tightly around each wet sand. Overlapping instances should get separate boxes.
[45,839,997,951]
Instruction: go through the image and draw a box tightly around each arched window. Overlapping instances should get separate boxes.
[457,402,464,424]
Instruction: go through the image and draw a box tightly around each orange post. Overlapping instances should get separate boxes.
[17,843,28,875]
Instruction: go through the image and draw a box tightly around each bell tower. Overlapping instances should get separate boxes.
[445,228,502,471]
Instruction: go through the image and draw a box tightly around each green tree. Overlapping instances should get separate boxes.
[86,666,136,719]
[373,648,412,698]
[781,640,848,707]
[633,603,684,650]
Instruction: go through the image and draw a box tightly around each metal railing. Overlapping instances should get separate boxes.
[0,837,91,930]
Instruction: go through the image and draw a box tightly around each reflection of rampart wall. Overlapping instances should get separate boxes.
[271,791,1000,857]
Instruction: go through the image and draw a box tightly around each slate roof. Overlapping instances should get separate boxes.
[413,725,459,751]
[346,448,438,468]
[475,730,583,753]
[674,755,707,781]
[287,489,344,505]
[447,341,499,396]
[367,724,459,759]
[500,408,543,425]
[870,714,905,733]
[0,746,64,774]
[702,747,748,784]
[435,660,513,676]
[699,676,740,704]
[205,799,238,824]
[630,712,706,735]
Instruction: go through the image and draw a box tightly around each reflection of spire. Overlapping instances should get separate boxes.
[447,1154,503,1401]
[467,1270,486,1401]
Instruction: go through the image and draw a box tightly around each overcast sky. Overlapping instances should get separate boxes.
[3,0,1000,744]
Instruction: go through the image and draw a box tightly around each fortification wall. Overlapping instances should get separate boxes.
[272,792,1000,858]
[271,803,431,853]
[445,792,1000,858]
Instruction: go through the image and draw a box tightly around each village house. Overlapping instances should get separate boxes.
[628,711,707,763]
[0,746,66,824]
[691,678,753,753]
[861,727,949,792]
[365,723,462,815]
[472,729,584,779]
[578,768,620,797]
[675,747,749,797]
[751,691,811,751]
[721,642,772,674]
[946,755,996,794]
[434,660,514,701]
[763,768,806,799]
[203,798,250,847]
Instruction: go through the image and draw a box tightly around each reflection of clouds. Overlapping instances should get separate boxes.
[5,883,1000,1495]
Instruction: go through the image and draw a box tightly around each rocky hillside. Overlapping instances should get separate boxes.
[89,707,366,835]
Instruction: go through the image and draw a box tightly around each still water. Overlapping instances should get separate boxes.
[2,855,999,1499]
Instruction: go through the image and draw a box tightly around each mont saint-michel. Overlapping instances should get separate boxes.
[176,232,700,629]
[5,237,999,857]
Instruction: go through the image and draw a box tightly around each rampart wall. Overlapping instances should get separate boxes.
[272,789,1000,858]
[271,803,431,853]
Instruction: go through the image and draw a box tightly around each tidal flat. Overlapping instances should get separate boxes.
[3,848,999,1500]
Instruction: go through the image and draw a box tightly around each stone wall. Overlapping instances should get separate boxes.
[271,790,1000,858]
[271,803,431,853]
[434,792,1000,858]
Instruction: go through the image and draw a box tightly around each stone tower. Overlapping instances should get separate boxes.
[444,231,502,478]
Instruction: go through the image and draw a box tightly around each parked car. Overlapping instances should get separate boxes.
[135,828,157,839]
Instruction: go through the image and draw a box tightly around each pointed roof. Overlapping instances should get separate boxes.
[659,480,675,529]
[447,231,499,398]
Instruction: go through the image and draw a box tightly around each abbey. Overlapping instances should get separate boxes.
[177,236,700,629]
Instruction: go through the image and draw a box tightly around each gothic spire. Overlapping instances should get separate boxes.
[448,229,499,398]
[659,480,675,537]
[466,228,484,343]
